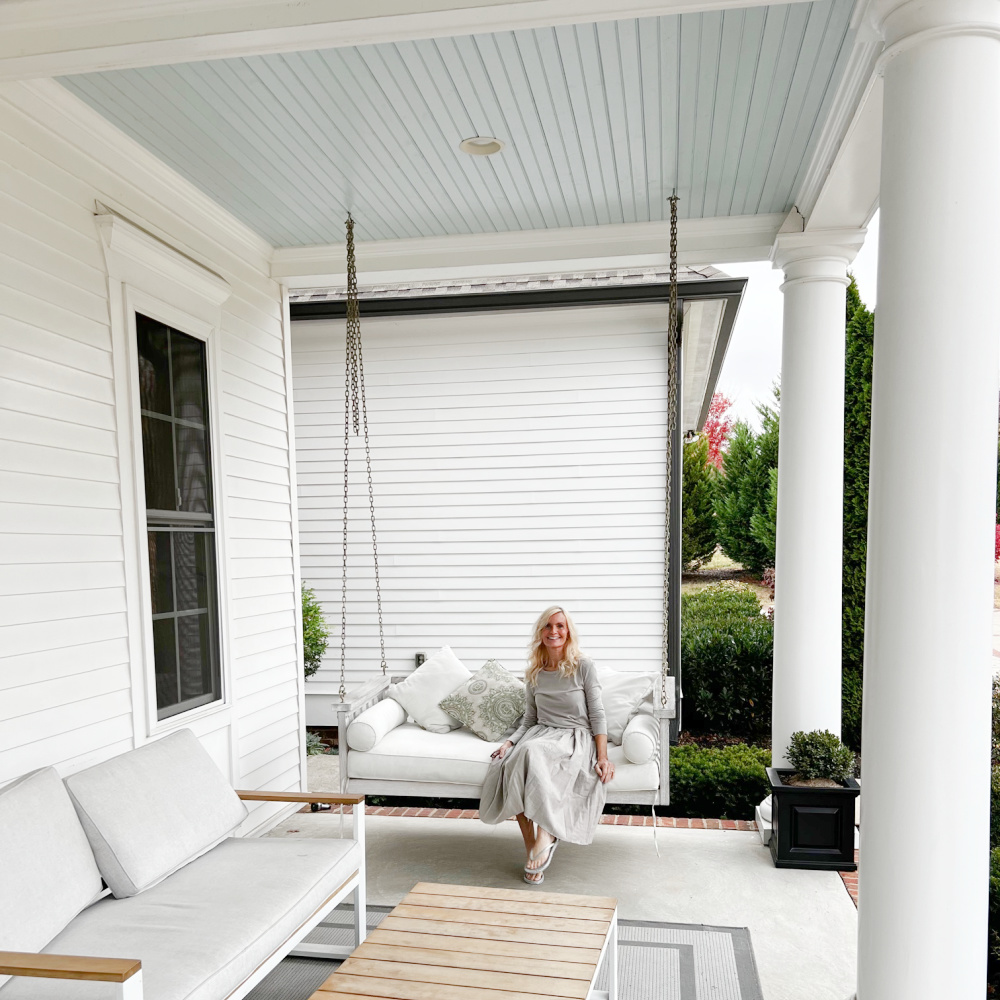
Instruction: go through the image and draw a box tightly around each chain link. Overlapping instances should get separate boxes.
[662,195,679,711]
[340,215,387,702]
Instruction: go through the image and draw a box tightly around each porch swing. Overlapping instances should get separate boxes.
[329,207,679,808]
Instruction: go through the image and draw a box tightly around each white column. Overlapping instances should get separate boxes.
[770,232,864,767]
[859,2,1000,998]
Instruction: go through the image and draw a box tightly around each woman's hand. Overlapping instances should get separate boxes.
[491,740,513,760]
[595,757,615,784]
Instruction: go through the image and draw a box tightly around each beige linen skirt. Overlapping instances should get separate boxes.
[479,725,606,845]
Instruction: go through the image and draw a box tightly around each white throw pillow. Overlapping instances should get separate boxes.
[347,698,407,752]
[388,646,472,733]
[621,713,659,764]
[599,670,655,744]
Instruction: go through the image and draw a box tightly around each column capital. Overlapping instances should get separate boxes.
[871,0,1000,57]
[770,229,866,286]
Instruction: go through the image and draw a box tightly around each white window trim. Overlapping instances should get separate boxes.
[98,207,235,743]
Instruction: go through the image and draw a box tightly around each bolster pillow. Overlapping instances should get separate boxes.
[621,713,659,765]
[347,698,407,752]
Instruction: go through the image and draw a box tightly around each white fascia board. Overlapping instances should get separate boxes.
[794,0,883,230]
[0,0,818,81]
[272,214,785,288]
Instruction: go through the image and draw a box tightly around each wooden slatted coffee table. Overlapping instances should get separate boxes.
[310,881,618,1000]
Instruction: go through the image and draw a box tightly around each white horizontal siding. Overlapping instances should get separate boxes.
[292,304,669,696]
[0,82,302,800]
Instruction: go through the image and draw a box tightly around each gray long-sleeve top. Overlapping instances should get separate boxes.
[508,655,607,744]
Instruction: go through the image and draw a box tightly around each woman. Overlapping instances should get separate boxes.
[479,606,614,884]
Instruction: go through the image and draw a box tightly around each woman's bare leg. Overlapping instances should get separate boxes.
[516,813,535,854]
[516,813,544,883]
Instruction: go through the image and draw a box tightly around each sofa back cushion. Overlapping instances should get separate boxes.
[0,768,104,986]
[64,729,248,898]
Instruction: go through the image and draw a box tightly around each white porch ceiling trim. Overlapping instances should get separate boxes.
[0,0,824,81]
[794,0,882,229]
[271,214,786,287]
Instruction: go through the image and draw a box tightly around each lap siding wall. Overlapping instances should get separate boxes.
[292,304,670,717]
[0,79,303,821]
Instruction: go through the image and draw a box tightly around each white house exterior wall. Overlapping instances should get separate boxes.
[292,303,670,720]
[0,80,302,828]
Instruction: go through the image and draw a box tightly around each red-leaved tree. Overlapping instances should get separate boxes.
[703,392,734,469]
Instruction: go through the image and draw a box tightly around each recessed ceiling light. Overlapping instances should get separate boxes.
[459,136,505,156]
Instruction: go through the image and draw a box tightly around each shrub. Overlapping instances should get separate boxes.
[990,847,1000,991]
[668,744,771,820]
[842,669,863,750]
[995,524,1000,562]
[306,730,327,756]
[714,398,779,573]
[301,584,331,679]
[683,435,718,568]
[681,583,773,736]
[843,278,874,750]
[786,730,854,782]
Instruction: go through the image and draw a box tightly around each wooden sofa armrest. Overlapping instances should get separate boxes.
[0,952,141,983]
[235,791,364,806]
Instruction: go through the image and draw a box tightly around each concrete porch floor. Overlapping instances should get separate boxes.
[264,755,858,1000]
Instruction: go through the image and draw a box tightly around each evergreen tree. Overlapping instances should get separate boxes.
[683,435,718,568]
[715,395,780,573]
[842,278,874,748]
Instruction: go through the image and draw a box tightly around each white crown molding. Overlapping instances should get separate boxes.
[271,214,786,287]
[97,209,232,308]
[0,78,273,267]
[794,0,883,226]
[0,0,819,81]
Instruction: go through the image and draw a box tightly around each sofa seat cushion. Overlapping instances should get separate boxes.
[0,769,104,990]
[347,723,659,792]
[64,729,248,898]
[0,836,360,1000]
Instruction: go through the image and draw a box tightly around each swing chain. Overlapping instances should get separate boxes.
[341,215,387,703]
[662,194,680,712]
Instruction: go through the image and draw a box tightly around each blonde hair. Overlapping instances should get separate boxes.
[525,605,582,687]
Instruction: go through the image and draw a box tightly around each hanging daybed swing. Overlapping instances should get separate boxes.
[330,206,680,808]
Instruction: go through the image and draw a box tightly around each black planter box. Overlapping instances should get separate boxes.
[767,767,859,871]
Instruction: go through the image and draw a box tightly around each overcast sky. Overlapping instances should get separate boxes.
[714,211,880,429]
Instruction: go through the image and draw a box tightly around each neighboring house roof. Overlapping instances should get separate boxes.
[288,264,726,302]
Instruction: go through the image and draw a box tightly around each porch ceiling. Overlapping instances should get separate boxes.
[58,0,855,249]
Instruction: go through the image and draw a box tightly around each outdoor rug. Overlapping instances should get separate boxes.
[246,904,763,1000]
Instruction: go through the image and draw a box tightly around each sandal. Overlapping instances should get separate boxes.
[524,838,559,874]
[523,870,544,885]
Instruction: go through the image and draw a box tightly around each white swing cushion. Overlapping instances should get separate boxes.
[347,698,407,752]
[348,724,494,785]
[388,646,471,734]
[347,721,660,792]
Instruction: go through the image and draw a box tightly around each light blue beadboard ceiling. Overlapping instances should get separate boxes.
[60,0,854,247]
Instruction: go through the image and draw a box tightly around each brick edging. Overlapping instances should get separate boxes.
[840,851,860,906]
[343,805,755,830]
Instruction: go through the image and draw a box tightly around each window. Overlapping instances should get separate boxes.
[136,314,221,719]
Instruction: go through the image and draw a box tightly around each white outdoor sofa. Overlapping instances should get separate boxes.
[0,729,365,1000]
[335,674,676,807]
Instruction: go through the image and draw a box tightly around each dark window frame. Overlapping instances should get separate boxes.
[136,314,222,721]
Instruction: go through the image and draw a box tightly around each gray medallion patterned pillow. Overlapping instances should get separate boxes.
[439,659,525,742]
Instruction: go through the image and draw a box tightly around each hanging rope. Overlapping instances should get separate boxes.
[340,214,386,701]
[661,194,680,712]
